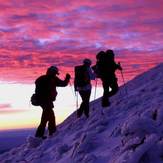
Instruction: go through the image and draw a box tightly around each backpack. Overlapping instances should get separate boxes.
[31,93,40,106]
[74,65,90,91]
[95,52,118,79]
[31,75,56,106]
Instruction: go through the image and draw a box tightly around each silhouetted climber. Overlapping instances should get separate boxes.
[92,51,106,78]
[93,50,122,107]
[74,59,95,118]
[34,66,70,139]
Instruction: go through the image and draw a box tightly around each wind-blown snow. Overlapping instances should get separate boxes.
[0,63,163,163]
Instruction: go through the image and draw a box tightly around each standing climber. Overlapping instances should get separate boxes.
[74,59,95,118]
[34,66,70,139]
[94,50,122,107]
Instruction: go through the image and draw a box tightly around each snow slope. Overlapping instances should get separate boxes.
[0,129,35,154]
[0,63,163,163]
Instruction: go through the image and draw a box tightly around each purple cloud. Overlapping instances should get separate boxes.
[0,0,162,83]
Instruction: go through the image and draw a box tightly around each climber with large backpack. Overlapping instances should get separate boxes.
[94,50,122,107]
[32,66,70,139]
[74,59,95,118]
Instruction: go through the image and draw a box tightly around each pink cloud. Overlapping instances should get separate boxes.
[0,109,26,114]
[0,0,162,83]
[0,104,11,109]
[0,103,26,114]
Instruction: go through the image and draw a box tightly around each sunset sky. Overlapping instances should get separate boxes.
[0,0,163,130]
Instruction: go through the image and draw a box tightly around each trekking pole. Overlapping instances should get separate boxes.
[70,80,79,112]
[120,69,128,96]
[75,91,79,109]
[94,79,98,101]
[69,80,76,98]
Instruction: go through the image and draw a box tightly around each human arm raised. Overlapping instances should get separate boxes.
[56,73,71,87]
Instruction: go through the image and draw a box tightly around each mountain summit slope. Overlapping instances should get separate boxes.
[0,63,163,163]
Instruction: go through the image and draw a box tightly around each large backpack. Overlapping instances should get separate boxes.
[31,75,57,106]
[95,52,118,79]
[31,93,40,106]
[31,75,47,106]
[74,65,90,91]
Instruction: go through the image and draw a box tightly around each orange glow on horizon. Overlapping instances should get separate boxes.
[0,83,103,131]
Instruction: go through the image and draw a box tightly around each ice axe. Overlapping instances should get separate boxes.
[118,62,128,96]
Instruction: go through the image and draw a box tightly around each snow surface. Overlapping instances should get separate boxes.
[0,63,163,163]
[0,129,35,154]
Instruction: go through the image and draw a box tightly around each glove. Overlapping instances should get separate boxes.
[119,65,122,70]
[66,73,71,80]
[118,62,123,70]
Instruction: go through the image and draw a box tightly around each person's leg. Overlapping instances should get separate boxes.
[102,80,110,107]
[48,109,57,136]
[102,80,109,97]
[79,90,91,117]
[83,90,91,117]
[108,78,119,97]
[77,91,85,117]
[35,108,48,138]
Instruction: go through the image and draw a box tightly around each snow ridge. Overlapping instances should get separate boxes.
[0,63,163,163]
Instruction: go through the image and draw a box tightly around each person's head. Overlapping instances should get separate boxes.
[83,58,92,67]
[96,51,105,60]
[106,49,115,60]
[46,66,59,76]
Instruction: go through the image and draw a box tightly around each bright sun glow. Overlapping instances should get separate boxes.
[0,81,103,130]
